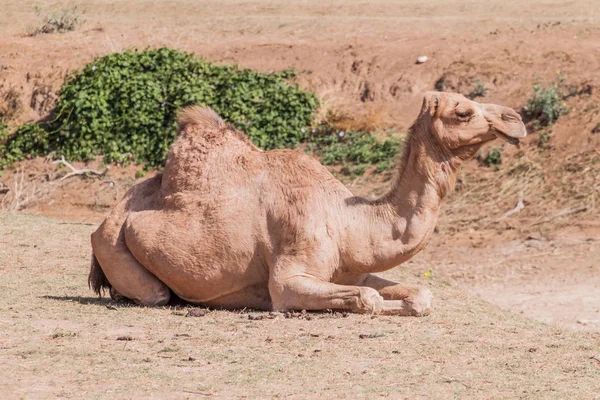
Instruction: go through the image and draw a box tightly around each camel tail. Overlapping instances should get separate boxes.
[88,252,111,296]
[177,105,226,132]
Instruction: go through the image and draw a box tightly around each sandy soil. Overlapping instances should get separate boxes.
[1,1,600,396]
[1,213,598,399]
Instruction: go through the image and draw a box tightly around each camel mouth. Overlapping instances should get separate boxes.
[493,130,521,146]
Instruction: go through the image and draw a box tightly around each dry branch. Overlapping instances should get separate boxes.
[530,205,588,227]
[52,156,108,182]
[0,167,49,211]
[501,191,525,219]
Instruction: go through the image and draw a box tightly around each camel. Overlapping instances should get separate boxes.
[89,92,526,315]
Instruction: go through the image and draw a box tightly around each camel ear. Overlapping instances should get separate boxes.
[421,92,440,118]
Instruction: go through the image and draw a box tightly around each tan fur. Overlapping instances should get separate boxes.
[90,93,526,315]
[177,105,227,130]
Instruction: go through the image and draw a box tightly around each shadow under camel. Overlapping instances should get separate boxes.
[42,292,190,307]
[42,295,115,306]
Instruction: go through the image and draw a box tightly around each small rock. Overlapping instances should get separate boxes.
[416,55,428,64]
[185,308,207,317]
[116,335,133,341]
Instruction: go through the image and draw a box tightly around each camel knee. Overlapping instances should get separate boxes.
[130,285,171,307]
[405,287,433,317]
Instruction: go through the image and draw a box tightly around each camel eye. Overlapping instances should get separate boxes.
[456,109,473,119]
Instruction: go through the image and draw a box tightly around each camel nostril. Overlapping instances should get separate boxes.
[502,112,522,122]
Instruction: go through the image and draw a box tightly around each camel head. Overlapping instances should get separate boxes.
[419,92,527,152]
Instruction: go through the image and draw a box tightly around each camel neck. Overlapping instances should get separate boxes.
[384,119,457,206]
[340,120,460,273]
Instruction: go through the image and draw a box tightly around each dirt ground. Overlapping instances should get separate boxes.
[1,213,599,399]
[1,0,600,398]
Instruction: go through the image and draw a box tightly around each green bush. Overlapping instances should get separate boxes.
[483,147,502,167]
[0,123,50,169]
[306,125,401,176]
[523,74,569,127]
[469,79,487,99]
[1,48,318,168]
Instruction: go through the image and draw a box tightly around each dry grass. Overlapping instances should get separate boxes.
[0,213,598,399]
[320,108,391,134]
[0,167,48,211]
[441,148,600,234]
[0,86,22,123]
[26,6,85,37]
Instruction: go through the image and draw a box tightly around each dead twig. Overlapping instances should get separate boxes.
[530,206,588,227]
[52,156,108,182]
[182,390,214,396]
[0,166,47,211]
[501,191,524,220]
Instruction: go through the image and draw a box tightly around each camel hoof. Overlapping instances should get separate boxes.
[358,287,384,314]
[405,287,433,317]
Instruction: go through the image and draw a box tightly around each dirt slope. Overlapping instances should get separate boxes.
[0,213,598,399]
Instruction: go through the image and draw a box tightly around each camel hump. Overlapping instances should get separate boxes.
[177,105,226,131]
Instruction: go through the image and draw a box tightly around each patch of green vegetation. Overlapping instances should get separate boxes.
[469,79,487,99]
[0,123,7,141]
[27,6,85,36]
[539,131,552,147]
[482,146,502,168]
[523,73,569,128]
[0,48,318,169]
[1,124,49,168]
[305,124,401,176]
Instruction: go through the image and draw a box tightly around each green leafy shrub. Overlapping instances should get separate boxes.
[1,48,318,168]
[0,124,50,169]
[523,74,569,127]
[306,124,401,175]
[483,147,502,168]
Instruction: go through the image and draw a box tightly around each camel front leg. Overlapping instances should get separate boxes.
[269,274,385,314]
[358,274,433,316]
